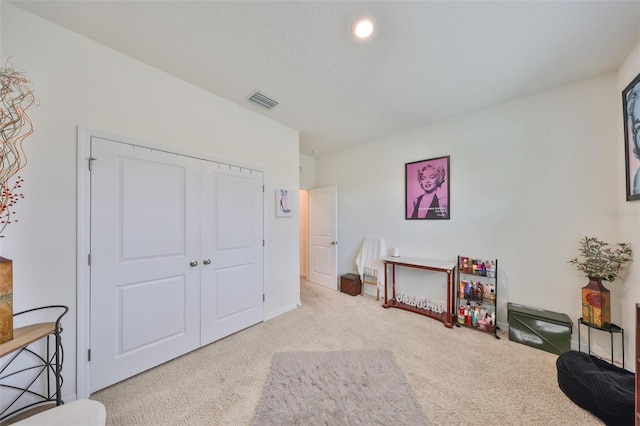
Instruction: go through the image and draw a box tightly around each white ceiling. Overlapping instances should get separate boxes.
[8,1,640,156]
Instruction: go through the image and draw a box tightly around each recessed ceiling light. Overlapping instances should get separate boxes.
[352,18,374,39]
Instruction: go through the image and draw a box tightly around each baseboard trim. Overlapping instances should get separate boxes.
[264,302,301,321]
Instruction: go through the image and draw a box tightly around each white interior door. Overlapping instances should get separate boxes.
[200,163,264,345]
[308,186,337,289]
[89,138,201,393]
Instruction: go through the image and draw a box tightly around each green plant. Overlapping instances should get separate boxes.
[568,236,633,282]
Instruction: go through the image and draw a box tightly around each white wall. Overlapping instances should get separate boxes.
[316,72,632,362]
[1,2,300,400]
[617,40,640,371]
[299,153,316,190]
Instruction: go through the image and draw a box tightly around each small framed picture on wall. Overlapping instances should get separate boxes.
[405,156,450,220]
[276,189,292,217]
[623,71,640,202]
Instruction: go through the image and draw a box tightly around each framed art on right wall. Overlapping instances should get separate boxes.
[623,71,640,202]
[405,156,450,220]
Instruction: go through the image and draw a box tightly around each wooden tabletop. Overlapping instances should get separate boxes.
[383,256,456,271]
[0,323,56,358]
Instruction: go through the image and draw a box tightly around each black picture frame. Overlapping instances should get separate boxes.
[405,156,450,220]
[622,72,640,202]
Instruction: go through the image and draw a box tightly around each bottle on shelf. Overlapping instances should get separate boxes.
[488,260,496,278]
[465,300,472,326]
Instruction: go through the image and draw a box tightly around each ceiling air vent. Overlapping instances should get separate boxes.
[247,90,278,110]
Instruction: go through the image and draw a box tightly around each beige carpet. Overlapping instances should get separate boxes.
[252,350,428,425]
[91,279,604,425]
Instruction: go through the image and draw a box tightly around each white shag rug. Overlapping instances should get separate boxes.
[252,350,429,426]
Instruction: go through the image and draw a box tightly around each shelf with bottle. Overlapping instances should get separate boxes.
[456,299,496,333]
[457,278,496,305]
[458,256,496,278]
[456,256,499,338]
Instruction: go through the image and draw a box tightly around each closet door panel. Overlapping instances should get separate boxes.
[200,163,264,346]
[89,138,201,393]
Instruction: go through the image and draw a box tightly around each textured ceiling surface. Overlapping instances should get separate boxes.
[8,1,640,156]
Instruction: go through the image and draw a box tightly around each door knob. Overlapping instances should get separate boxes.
[190,260,198,267]
[330,241,337,245]
[203,258,211,265]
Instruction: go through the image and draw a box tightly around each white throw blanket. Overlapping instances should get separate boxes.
[355,237,387,294]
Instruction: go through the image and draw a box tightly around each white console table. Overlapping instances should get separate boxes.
[382,256,456,328]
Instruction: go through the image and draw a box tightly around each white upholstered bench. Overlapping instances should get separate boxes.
[12,400,106,426]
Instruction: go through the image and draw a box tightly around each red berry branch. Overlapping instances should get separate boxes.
[0,176,24,234]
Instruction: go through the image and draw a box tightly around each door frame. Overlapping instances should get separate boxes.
[76,127,92,399]
[76,127,265,398]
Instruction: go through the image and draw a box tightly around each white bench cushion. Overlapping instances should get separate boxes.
[13,399,106,426]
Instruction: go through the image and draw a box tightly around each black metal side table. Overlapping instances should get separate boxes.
[577,317,624,366]
[0,305,68,422]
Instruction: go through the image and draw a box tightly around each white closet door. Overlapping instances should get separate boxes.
[89,138,201,392]
[200,162,264,346]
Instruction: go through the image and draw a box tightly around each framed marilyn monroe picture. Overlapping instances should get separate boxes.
[405,156,450,220]
[623,72,640,202]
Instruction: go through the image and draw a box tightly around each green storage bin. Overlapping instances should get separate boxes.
[507,303,573,355]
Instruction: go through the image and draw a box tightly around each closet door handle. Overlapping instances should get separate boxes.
[190,260,199,267]
[203,258,211,265]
